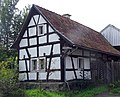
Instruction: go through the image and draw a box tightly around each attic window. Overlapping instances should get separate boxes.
[38,25,43,35]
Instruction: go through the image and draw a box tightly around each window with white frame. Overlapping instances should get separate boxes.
[38,25,43,35]
[38,57,46,71]
[78,58,84,70]
[31,57,46,72]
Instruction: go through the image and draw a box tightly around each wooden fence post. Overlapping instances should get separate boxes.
[111,60,114,83]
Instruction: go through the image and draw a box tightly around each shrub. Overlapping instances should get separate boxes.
[108,80,120,95]
[0,57,23,97]
[110,87,120,94]
[12,89,26,97]
[109,80,120,89]
[0,48,17,62]
[0,68,17,97]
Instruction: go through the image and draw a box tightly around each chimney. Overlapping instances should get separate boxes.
[62,14,71,18]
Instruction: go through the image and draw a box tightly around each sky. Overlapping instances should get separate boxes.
[16,0,120,32]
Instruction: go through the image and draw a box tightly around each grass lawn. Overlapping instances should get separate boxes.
[25,85,107,97]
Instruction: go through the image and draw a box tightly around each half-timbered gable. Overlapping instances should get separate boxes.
[14,5,61,81]
[12,5,120,82]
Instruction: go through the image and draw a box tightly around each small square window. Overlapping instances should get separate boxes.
[38,25,43,35]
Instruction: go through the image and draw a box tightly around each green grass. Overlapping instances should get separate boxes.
[63,85,107,97]
[25,89,66,97]
[25,85,107,97]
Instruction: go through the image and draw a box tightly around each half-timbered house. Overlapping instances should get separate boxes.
[12,5,120,82]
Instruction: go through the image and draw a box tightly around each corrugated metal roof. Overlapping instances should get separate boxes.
[101,24,120,46]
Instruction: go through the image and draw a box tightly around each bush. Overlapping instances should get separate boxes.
[0,57,24,97]
[109,80,120,89]
[12,89,26,97]
[110,87,120,94]
[0,48,17,62]
[0,68,17,97]
[108,80,120,95]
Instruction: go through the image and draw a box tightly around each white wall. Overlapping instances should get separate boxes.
[49,33,59,42]
[19,39,28,47]
[28,17,35,27]
[38,16,47,24]
[19,49,28,59]
[33,15,39,24]
[65,50,91,81]
[29,38,37,46]
[28,47,37,57]
[29,27,36,36]
[23,30,27,37]
[39,45,51,56]
[19,14,61,81]
[39,36,47,44]
[19,60,30,71]
[49,57,61,69]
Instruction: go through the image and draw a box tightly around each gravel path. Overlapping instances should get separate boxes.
[94,92,120,97]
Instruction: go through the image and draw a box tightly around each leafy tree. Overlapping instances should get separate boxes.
[10,5,31,42]
[0,47,17,62]
[0,0,30,50]
[0,0,19,49]
[0,57,16,96]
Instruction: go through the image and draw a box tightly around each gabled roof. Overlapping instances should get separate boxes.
[101,24,120,33]
[12,4,120,56]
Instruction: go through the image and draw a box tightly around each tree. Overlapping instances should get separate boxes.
[0,0,30,50]
[0,57,25,97]
[0,0,19,49]
[10,5,31,42]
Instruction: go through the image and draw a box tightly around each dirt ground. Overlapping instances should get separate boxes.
[94,92,120,97]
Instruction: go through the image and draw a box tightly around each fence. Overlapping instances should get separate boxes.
[91,61,120,84]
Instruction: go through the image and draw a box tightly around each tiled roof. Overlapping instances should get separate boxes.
[35,5,120,56]
[12,5,120,56]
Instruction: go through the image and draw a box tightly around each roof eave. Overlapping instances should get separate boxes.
[74,44,120,57]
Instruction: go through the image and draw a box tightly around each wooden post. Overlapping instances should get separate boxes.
[46,45,54,82]
[111,60,114,83]
[106,62,111,84]
[82,50,84,80]
[71,57,77,80]
[24,55,29,81]
[36,72,39,81]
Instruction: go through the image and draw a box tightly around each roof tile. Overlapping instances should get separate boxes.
[35,5,120,56]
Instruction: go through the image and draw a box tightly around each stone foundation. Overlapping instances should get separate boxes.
[17,80,91,91]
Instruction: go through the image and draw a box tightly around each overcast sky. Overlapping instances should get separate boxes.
[16,0,120,32]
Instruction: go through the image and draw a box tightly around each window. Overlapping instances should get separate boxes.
[31,59,37,71]
[38,25,43,35]
[39,57,45,71]
[31,57,46,72]
[78,58,84,70]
